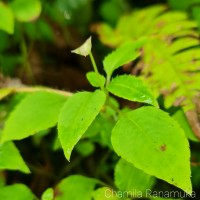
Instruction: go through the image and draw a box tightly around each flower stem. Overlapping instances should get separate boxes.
[89,52,99,74]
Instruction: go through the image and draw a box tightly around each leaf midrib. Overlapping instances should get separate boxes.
[124,113,183,186]
[109,82,151,101]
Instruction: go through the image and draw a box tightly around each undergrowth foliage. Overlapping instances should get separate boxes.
[94,4,200,142]
[0,35,195,199]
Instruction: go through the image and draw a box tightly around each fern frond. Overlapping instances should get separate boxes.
[94,4,200,140]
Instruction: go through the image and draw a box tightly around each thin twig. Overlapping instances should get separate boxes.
[3,86,73,97]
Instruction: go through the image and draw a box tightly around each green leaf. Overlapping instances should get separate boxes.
[84,112,115,148]
[0,2,14,34]
[83,115,102,138]
[10,0,42,22]
[86,71,105,88]
[92,23,123,47]
[0,141,30,173]
[111,106,191,194]
[108,75,157,106]
[52,137,61,151]
[54,175,99,200]
[0,184,36,200]
[71,36,92,57]
[115,159,155,193]
[103,40,142,77]
[41,188,54,200]
[119,5,168,38]
[75,140,95,157]
[1,91,67,142]
[98,113,115,148]
[95,5,200,139]
[141,38,200,137]
[24,19,54,41]
[58,90,106,161]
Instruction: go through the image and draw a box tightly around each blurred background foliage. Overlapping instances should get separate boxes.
[1,0,200,199]
[1,0,200,88]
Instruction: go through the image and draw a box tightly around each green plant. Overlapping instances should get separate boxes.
[167,0,200,35]
[0,36,195,199]
[0,0,95,78]
[0,0,42,34]
[0,0,42,77]
[94,4,200,142]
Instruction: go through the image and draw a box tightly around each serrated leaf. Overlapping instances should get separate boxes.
[117,5,168,38]
[115,159,155,194]
[86,71,106,88]
[0,141,30,173]
[95,5,166,47]
[10,0,42,22]
[58,90,106,161]
[71,36,92,57]
[54,175,99,200]
[1,91,67,142]
[0,2,14,34]
[103,40,143,77]
[111,106,191,194]
[41,188,54,200]
[108,75,157,106]
[142,38,200,139]
[94,5,200,139]
[0,184,36,200]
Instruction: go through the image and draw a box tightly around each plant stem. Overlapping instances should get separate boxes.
[89,52,105,90]
[20,39,35,83]
[89,52,99,74]
[5,86,72,97]
[106,75,111,87]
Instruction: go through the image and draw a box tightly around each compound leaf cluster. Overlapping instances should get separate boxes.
[94,4,200,140]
